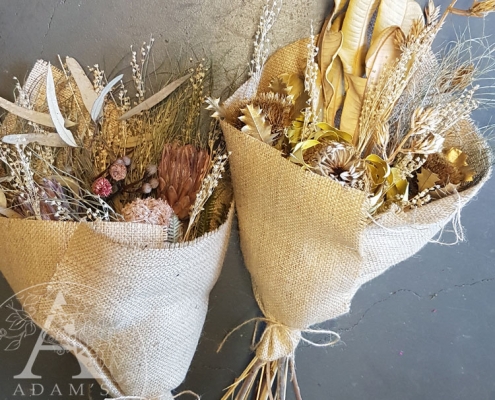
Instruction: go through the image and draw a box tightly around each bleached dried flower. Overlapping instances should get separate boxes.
[312,142,366,188]
[122,198,173,226]
[149,178,159,189]
[92,177,113,198]
[122,156,132,166]
[142,183,152,194]
[109,162,127,181]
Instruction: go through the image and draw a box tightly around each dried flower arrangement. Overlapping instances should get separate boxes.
[0,40,233,399]
[212,0,494,398]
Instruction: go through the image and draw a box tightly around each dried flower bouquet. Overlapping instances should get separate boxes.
[0,41,233,399]
[211,0,494,398]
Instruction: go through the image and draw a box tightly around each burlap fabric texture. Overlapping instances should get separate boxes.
[0,207,233,399]
[221,38,492,362]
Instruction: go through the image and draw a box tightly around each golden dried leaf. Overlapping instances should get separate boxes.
[340,73,367,137]
[366,153,391,187]
[386,167,409,201]
[444,147,474,182]
[372,0,423,42]
[239,104,275,144]
[417,168,440,191]
[366,26,401,84]
[324,55,345,125]
[268,76,288,95]
[317,30,344,122]
[0,206,21,219]
[290,139,321,166]
[339,0,381,76]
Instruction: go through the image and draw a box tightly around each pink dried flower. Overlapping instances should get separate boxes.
[122,198,173,226]
[109,162,127,181]
[92,177,113,197]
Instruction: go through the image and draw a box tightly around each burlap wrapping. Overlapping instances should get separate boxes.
[0,205,233,399]
[221,39,492,362]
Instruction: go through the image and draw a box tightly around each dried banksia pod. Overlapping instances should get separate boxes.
[157,143,210,219]
[122,198,174,226]
[228,92,293,138]
[423,148,475,185]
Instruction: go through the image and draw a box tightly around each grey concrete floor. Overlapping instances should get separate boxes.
[0,0,495,399]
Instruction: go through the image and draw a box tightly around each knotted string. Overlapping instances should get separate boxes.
[217,317,340,357]
[107,390,200,400]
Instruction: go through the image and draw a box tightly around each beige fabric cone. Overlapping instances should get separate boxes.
[0,205,233,399]
[221,39,492,362]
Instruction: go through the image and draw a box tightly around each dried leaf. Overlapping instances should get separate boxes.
[91,74,124,122]
[0,206,22,219]
[46,64,78,147]
[417,168,440,191]
[290,139,321,165]
[66,56,98,115]
[2,133,68,147]
[431,182,460,199]
[444,147,474,182]
[318,31,344,122]
[239,105,276,144]
[339,0,381,76]
[366,26,401,84]
[47,175,81,196]
[0,190,6,208]
[340,74,367,137]
[366,154,391,187]
[0,96,76,129]
[279,73,305,99]
[205,97,225,119]
[268,76,288,95]
[119,73,191,120]
[386,167,409,201]
[124,133,153,148]
[324,56,345,125]
[371,0,424,42]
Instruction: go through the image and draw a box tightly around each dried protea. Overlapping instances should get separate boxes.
[122,198,174,226]
[311,142,366,189]
[157,143,210,219]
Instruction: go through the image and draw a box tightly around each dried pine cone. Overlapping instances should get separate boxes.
[157,143,210,219]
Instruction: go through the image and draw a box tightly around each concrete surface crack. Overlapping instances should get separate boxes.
[338,278,495,334]
[429,277,495,299]
[40,2,58,56]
